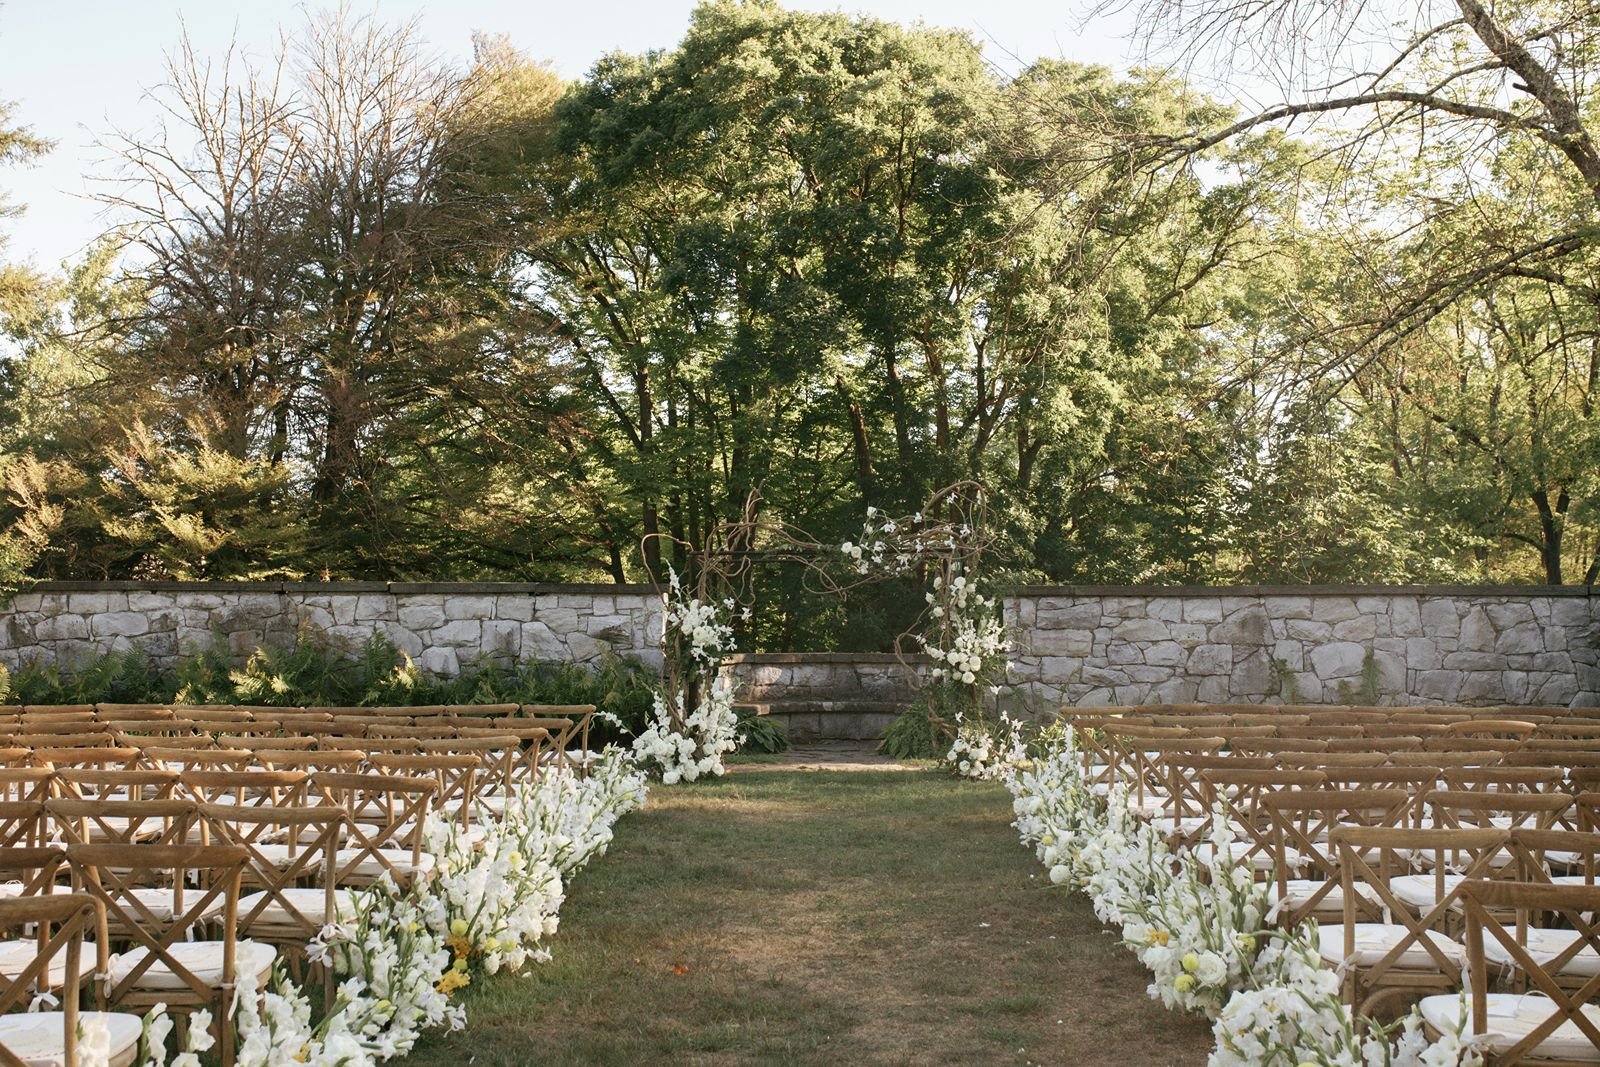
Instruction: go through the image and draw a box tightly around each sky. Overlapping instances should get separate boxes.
[0,0,1143,272]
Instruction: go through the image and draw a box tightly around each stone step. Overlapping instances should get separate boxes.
[742,698,910,743]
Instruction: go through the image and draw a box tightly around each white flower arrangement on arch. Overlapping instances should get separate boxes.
[632,569,746,783]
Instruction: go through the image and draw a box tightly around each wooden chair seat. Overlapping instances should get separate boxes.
[1317,921,1465,969]
[1267,879,1380,917]
[1389,873,1473,911]
[0,941,82,990]
[1421,993,1600,1063]
[236,887,356,931]
[0,1011,142,1067]
[109,938,275,992]
[330,847,436,883]
[1482,928,1600,978]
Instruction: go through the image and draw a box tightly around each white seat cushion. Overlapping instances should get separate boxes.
[334,848,437,880]
[0,1011,142,1067]
[1318,923,1463,969]
[0,940,71,986]
[112,887,225,924]
[1389,874,1469,911]
[1420,993,1600,1062]
[1482,927,1600,977]
[237,887,356,929]
[1269,879,1381,914]
[109,938,276,991]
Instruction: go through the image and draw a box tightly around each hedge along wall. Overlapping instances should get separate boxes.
[1005,586,1600,710]
[0,582,666,676]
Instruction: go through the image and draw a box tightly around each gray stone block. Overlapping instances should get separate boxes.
[1420,600,1461,638]
[1495,622,1544,656]
[1332,616,1377,641]
[1310,641,1367,679]
[1311,597,1359,623]
[1112,618,1171,642]
[92,612,150,638]
[1213,607,1270,645]
[1187,644,1232,675]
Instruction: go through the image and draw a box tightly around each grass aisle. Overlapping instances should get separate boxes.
[400,769,1213,1066]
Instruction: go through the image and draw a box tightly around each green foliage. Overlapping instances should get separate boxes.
[876,695,954,761]
[5,1,1600,618]
[3,633,657,731]
[733,712,789,755]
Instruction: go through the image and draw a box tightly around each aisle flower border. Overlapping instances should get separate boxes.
[110,748,649,1067]
[1005,725,1486,1067]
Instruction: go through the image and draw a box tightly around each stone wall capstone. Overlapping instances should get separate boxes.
[0,582,665,675]
[1005,585,1599,709]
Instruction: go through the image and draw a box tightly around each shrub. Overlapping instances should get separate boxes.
[2,632,658,731]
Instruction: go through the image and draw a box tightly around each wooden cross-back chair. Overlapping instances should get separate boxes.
[1427,790,1578,836]
[1259,788,1415,930]
[0,844,66,900]
[0,892,145,1067]
[17,706,95,721]
[71,842,263,1066]
[1436,881,1600,1065]
[1366,722,1453,739]
[1275,751,1396,769]
[53,769,179,806]
[1275,724,1366,740]
[143,746,257,774]
[368,754,479,832]
[1112,735,1228,817]
[178,769,309,811]
[215,734,317,751]
[519,705,595,771]
[0,804,48,852]
[1328,736,1425,754]
[1186,768,1326,872]
[1230,738,1329,757]
[0,770,54,806]
[1443,767,1568,794]
[1446,720,1539,743]
[196,801,346,994]
[1390,751,1504,769]
[313,772,438,889]
[254,750,364,774]
[421,734,528,793]
[44,798,197,849]
[1328,827,1511,1015]
[29,748,143,771]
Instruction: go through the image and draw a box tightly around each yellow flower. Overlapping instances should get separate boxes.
[1173,974,1196,993]
[435,968,471,995]
[484,937,501,953]
[453,956,470,973]
[447,935,472,958]
[449,918,470,938]
[1152,929,1170,947]
[1181,953,1199,974]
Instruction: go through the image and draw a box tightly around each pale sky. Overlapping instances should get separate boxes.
[0,0,1143,272]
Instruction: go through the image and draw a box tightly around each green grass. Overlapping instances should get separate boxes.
[398,769,1212,1066]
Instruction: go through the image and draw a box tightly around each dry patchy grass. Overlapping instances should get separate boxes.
[398,770,1211,1066]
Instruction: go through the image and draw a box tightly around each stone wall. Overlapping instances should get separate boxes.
[1006,586,1600,710]
[721,652,925,741]
[0,582,665,676]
